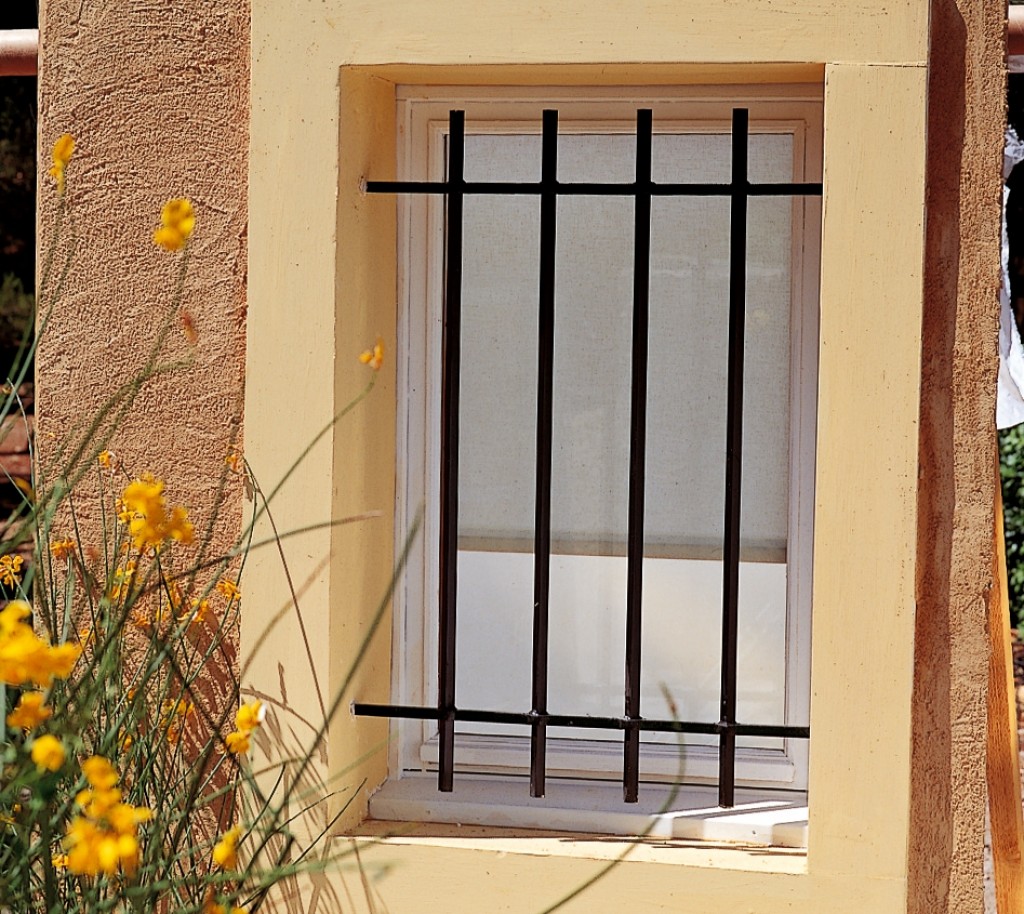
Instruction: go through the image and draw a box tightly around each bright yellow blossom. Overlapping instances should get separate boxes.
[31,735,65,772]
[359,338,385,371]
[235,700,265,733]
[6,691,52,730]
[50,538,76,562]
[216,578,241,603]
[0,600,82,687]
[212,825,241,869]
[49,134,74,193]
[224,699,265,755]
[121,476,194,551]
[115,498,132,525]
[0,554,24,588]
[82,756,119,790]
[66,756,151,877]
[153,198,196,252]
[97,450,113,469]
[224,730,250,755]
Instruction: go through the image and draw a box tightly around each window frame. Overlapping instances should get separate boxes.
[388,84,823,803]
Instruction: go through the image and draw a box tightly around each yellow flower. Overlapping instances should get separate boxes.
[359,338,385,371]
[51,853,68,868]
[0,554,24,588]
[49,134,74,193]
[165,581,184,612]
[31,735,65,772]
[160,698,196,744]
[115,498,132,525]
[216,578,241,603]
[98,450,113,469]
[0,600,82,687]
[66,756,151,876]
[45,643,82,679]
[225,451,243,474]
[235,700,265,733]
[6,691,52,730]
[223,699,265,755]
[153,198,196,251]
[82,756,119,790]
[186,597,210,625]
[130,605,169,633]
[212,825,241,869]
[50,538,77,562]
[121,476,194,551]
[203,895,248,914]
[108,561,137,600]
[224,730,250,755]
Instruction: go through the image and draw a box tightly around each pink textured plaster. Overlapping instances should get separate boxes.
[35,0,249,691]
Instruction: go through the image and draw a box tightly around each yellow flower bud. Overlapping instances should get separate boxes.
[30,735,65,772]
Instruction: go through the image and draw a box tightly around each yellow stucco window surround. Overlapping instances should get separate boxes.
[246,2,935,911]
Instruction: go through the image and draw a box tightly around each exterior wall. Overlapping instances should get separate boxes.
[909,2,1005,912]
[242,1,989,913]
[33,0,1005,911]
[35,0,250,708]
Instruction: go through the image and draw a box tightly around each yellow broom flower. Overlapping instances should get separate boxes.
[153,198,196,251]
[49,134,74,193]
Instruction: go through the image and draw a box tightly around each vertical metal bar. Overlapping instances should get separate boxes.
[718,107,749,809]
[623,108,653,804]
[530,110,559,798]
[437,109,465,793]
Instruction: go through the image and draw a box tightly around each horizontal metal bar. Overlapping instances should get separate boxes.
[366,179,822,197]
[352,703,809,739]
[454,533,786,563]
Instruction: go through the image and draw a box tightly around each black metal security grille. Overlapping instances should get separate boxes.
[354,108,819,808]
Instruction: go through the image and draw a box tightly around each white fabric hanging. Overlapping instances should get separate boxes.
[997,127,1024,429]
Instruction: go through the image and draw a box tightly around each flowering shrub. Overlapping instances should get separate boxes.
[0,136,385,914]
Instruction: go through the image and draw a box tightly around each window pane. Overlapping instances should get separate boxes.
[451,128,794,755]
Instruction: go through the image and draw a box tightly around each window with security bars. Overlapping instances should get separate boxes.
[355,88,822,811]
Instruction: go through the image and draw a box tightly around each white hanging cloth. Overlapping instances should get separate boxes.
[997,127,1024,429]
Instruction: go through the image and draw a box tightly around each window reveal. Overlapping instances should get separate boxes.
[355,93,821,810]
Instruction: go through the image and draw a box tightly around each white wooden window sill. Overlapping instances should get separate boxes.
[367,775,808,848]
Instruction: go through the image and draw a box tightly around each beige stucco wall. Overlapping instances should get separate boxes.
[34,0,250,698]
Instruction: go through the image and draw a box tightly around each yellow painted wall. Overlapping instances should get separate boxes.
[237,1,996,912]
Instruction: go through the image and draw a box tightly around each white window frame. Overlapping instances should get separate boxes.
[385,84,822,828]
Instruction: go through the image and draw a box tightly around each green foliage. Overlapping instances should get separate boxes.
[0,274,34,375]
[1001,425,1024,629]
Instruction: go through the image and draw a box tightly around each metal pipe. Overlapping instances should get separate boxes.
[1011,8,1024,60]
[0,29,38,77]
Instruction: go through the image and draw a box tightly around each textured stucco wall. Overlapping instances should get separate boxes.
[909,1,1005,911]
[35,0,249,688]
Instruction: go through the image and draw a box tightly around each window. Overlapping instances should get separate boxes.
[356,85,822,840]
